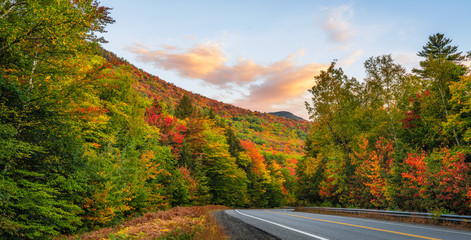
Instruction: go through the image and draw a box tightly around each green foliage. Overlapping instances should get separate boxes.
[224,126,243,159]
[201,123,249,207]
[175,94,195,119]
[300,33,471,214]
[447,75,471,143]
[416,33,464,61]
[0,171,81,239]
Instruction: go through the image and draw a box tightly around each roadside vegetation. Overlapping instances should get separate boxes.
[298,33,471,215]
[66,206,229,240]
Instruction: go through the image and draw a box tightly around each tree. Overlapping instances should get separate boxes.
[417,33,464,61]
[305,62,361,204]
[447,75,471,143]
[175,94,195,119]
[413,33,467,147]
[362,55,408,144]
[0,1,115,237]
[225,126,243,159]
[305,61,361,156]
[202,124,248,207]
[352,138,396,208]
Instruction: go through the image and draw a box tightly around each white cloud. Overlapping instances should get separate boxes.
[322,4,356,44]
[393,53,421,72]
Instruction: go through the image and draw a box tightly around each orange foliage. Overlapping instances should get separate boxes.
[73,206,229,240]
[240,140,267,176]
[354,138,395,207]
[402,153,429,191]
[178,166,200,202]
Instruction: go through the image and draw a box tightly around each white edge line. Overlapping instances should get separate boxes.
[234,210,330,240]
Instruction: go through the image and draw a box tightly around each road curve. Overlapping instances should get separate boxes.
[225,209,471,240]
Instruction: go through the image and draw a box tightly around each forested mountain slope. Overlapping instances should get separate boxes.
[269,111,305,121]
[100,50,310,156]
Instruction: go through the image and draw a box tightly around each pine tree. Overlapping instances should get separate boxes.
[175,94,195,119]
[225,127,243,159]
[417,33,464,61]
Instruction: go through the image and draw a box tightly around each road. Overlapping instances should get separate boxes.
[225,209,471,240]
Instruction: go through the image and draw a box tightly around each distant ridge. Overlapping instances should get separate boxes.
[269,111,305,121]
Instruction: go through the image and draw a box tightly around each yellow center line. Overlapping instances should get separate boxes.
[264,210,441,240]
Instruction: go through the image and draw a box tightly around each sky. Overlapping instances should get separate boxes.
[99,0,471,120]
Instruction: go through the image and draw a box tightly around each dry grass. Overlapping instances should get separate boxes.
[295,207,471,231]
[66,205,230,240]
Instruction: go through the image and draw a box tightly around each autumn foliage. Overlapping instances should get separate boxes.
[73,206,229,240]
[299,40,471,215]
[4,1,471,239]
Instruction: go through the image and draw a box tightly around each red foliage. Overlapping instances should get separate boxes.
[402,153,429,188]
[402,91,431,129]
[401,149,471,214]
[145,104,186,157]
[435,149,471,213]
[402,110,420,129]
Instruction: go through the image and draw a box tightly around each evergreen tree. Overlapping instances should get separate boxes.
[224,127,243,159]
[417,33,464,61]
[175,94,195,119]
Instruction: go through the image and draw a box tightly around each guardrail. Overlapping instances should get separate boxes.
[297,207,471,223]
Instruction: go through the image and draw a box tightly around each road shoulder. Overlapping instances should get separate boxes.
[214,210,281,240]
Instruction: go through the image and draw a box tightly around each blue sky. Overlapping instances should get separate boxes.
[99,0,471,119]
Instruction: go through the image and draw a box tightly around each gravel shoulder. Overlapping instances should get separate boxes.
[213,210,281,240]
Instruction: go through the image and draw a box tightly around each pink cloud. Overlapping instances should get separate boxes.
[234,57,326,114]
[340,49,363,67]
[206,59,266,86]
[128,42,327,117]
[130,42,227,79]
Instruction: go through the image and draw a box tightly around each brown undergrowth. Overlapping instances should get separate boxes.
[66,205,230,240]
[295,207,471,231]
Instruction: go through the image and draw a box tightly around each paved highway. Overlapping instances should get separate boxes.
[225,209,471,240]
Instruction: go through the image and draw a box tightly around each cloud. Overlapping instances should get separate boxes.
[160,44,179,50]
[322,4,355,44]
[205,59,266,86]
[128,42,327,117]
[233,56,326,116]
[340,49,363,67]
[129,42,227,79]
[393,53,421,72]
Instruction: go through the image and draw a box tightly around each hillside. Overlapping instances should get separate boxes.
[269,111,305,121]
[101,49,310,156]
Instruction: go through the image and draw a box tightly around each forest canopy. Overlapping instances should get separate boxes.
[299,33,471,214]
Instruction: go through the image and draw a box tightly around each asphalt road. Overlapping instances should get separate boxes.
[225,209,471,240]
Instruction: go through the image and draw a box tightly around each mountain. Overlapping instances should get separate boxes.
[269,111,305,121]
[101,49,311,155]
